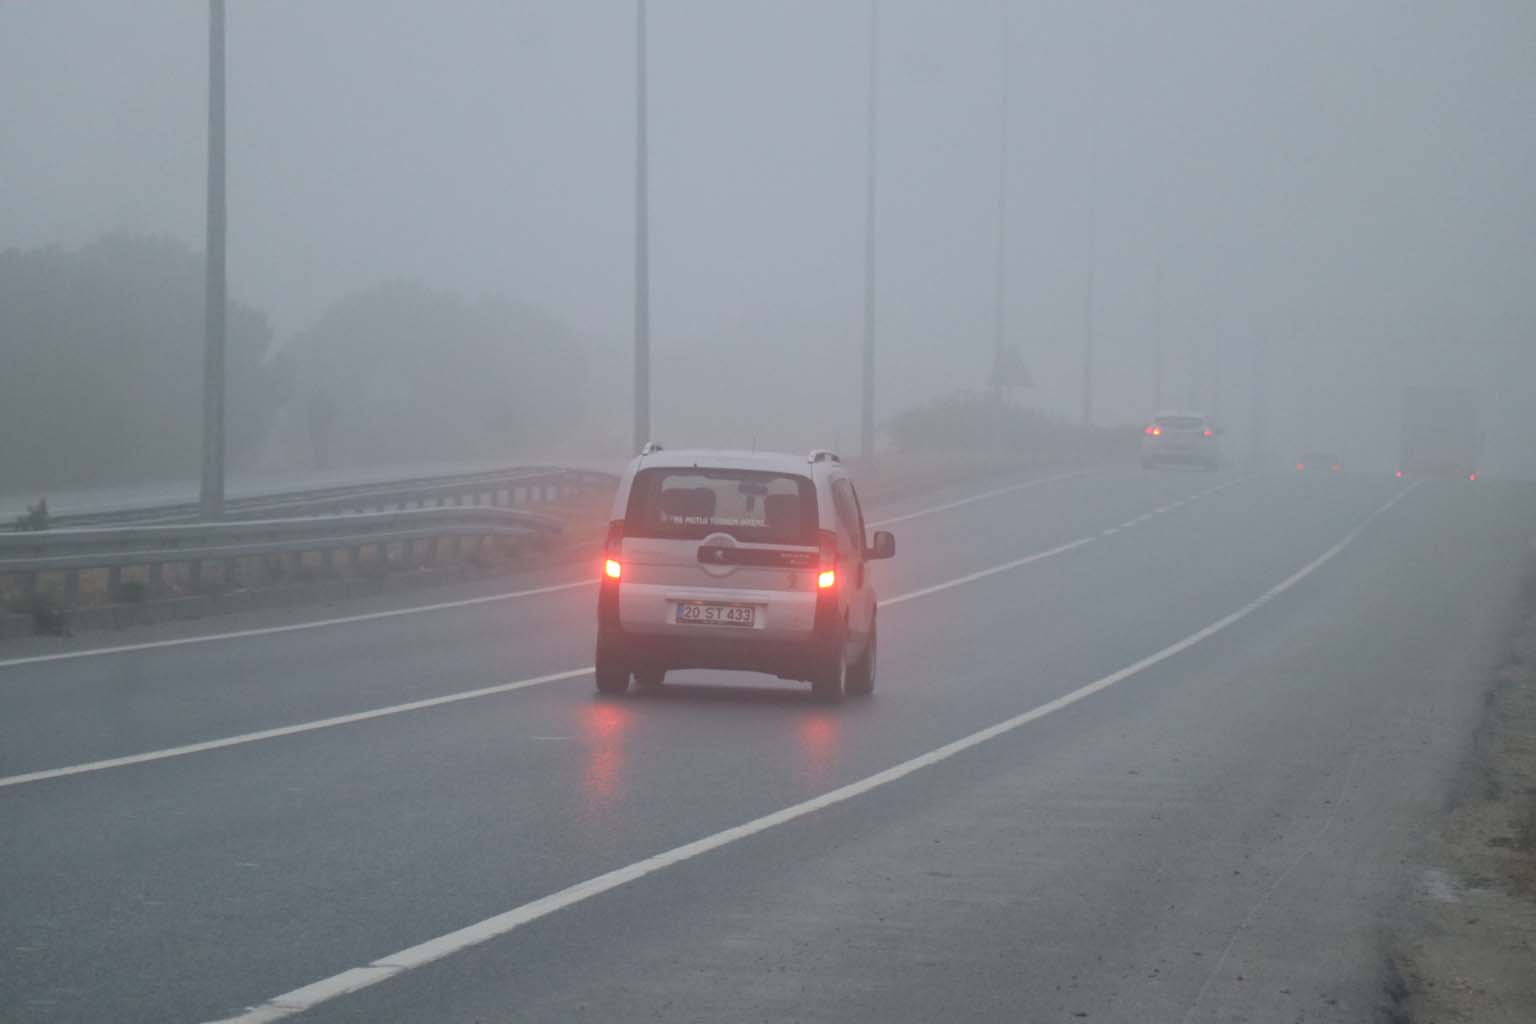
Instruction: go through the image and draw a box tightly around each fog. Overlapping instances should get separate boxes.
[3,0,1535,489]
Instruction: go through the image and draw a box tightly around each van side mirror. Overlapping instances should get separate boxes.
[866,530,895,560]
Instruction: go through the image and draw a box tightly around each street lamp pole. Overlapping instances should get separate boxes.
[1153,261,1164,411]
[633,0,651,453]
[859,0,879,463]
[200,0,227,520]
[990,0,1010,453]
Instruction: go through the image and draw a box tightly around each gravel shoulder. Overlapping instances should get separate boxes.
[1392,555,1536,1022]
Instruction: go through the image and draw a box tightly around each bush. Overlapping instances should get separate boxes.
[886,390,1139,458]
[11,498,48,532]
[11,590,70,636]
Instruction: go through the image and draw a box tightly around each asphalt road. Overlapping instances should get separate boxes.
[3,466,1531,1023]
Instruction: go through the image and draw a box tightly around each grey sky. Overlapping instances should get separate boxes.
[3,1,1534,468]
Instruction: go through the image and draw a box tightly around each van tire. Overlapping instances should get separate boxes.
[595,648,630,695]
[812,646,846,703]
[846,622,876,697]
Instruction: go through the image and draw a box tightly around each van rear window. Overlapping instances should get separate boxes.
[624,468,818,545]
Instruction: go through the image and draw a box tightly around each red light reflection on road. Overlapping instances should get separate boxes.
[580,702,631,814]
[796,711,843,785]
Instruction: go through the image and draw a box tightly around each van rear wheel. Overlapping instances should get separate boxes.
[812,647,846,703]
[594,648,630,695]
[845,622,876,697]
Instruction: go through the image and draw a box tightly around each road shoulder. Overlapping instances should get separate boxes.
[1392,560,1536,1022]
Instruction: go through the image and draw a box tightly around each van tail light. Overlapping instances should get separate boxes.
[1469,472,1478,482]
[602,522,625,582]
[1203,428,1214,437]
[816,529,839,590]
[1296,463,1305,471]
[1395,470,1404,478]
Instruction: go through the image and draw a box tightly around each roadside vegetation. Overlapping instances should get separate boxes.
[885,389,1141,459]
[1393,555,1536,1022]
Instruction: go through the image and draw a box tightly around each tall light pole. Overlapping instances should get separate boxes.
[990,0,1010,453]
[200,0,227,520]
[859,0,879,462]
[1152,261,1164,411]
[1080,21,1102,430]
[633,0,651,453]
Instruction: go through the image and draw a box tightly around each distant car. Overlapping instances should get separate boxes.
[1295,452,1342,472]
[1141,411,1222,470]
[595,445,895,702]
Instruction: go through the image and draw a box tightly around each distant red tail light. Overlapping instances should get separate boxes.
[1395,470,1404,478]
[1331,464,1341,472]
[1144,425,1162,437]
[1203,428,1214,437]
[1469,472,1478,482]
[1296,463,1305,471]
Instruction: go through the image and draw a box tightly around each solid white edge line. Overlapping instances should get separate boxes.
[0,580,597,671]
[210,480,1420,1024]
[866,467,1094,527]
[0,668,593,789]
[0,469,1098,672]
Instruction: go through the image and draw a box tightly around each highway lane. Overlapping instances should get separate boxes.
[3,469,1527,1022]
[0,465,1220,778]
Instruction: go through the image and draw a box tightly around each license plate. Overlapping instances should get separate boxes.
[676,602,756,627]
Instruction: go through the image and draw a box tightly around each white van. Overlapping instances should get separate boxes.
[595,446,895,701]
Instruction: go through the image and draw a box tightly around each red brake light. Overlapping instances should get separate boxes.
[1203,428,1214,437]
[1331,464,1341,472]
[1144,425,1162,437]
[604,559,622,580]
[816,529,839,589]
[1395,470,1404,478]
[1469,472,1477,481]
[1296,463,1305,471]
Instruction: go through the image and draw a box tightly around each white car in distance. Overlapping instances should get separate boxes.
[1141,411,1223,470]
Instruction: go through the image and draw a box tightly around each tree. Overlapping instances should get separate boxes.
[283,280,588,468]
[0,234,289,491]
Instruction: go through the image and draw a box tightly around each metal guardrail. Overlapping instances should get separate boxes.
[0,465,618,608]
[25,465,617,529]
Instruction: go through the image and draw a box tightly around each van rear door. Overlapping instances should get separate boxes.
[619,468,820,592]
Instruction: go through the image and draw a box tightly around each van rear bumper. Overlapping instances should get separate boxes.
[600,631,834,682]
[598,579,842,683]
